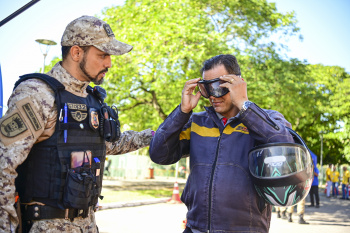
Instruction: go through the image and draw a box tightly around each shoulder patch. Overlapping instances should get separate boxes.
[15,97,45,141]
[22,103,42,131]
[0,113,28,137]
[16,97,44,135]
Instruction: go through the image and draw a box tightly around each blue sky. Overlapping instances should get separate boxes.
[0,0,349,110]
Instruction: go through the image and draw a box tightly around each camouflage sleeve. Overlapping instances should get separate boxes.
[0,79,56,232]
[105,129,153,155]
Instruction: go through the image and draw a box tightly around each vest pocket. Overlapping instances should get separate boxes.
[63,167,94,209]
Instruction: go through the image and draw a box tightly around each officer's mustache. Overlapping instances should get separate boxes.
[98,68,108,76]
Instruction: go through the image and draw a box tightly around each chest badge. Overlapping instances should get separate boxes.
[71,111,88,122]
[89,108,99,131]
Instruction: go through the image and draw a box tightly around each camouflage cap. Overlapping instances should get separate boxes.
[61,15,133,55]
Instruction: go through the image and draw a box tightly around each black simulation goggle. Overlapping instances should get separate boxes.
[197,78,229,98]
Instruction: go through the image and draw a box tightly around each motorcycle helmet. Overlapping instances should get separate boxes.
[248,127,313,207]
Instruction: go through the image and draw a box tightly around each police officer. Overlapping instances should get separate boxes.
[0,16,153,232]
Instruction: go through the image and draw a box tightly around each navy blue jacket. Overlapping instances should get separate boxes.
[149,103,293,233]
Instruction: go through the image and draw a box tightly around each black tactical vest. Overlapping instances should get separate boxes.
[15,73,106,210]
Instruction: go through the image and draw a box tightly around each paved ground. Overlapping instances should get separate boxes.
[95,178,350,233]
[101,178,187,191]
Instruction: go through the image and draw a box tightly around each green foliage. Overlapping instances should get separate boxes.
[42,56,61,73]
[244,57,350,164]
[100,0,299,132]
[45,0,350,164]
[305,65,350,164]
[100,189,173,203]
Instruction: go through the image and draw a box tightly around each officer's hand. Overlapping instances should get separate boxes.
[181,78,201,113]
[219,75,248,109]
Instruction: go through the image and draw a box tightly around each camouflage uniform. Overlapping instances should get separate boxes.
[0,16,151,232]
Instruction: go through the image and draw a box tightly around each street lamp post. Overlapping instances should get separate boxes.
[35,39,57,73]
[320,133,323,185]
[319,131,325,186]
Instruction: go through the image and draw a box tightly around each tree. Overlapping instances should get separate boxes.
[100,0,300,131]
[304,64,350,164]
[44,57,61,73]
[45,0,350,164]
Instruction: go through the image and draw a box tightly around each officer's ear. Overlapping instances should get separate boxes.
[70,45,84,62]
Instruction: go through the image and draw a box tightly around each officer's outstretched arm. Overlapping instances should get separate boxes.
[105,129,153,155]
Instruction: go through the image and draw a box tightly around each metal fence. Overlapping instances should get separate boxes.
[103,152,188,179]
[104,153,151,179]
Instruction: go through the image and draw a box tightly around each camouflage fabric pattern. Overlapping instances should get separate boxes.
[0,76,55,232]
[286,198,306,215]
[29,209,97,233]
[0,62,153,232]
[106,128,153,155]
[61,15,133,55]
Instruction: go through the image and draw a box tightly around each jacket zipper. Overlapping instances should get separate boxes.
[249,106,280,130]
[207,132,222,233]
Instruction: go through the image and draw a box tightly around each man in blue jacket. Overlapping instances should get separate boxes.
[308,151,320,207]
[308,166,320,207]
[149,54,294,233]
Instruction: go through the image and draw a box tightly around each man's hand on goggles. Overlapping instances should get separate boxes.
[181,78,201,114]
[219,75,248,108]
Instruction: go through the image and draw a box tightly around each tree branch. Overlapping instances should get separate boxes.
[150,90,167,120]
[119,101,148,111]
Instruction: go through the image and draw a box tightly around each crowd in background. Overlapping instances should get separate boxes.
[325,164,350,199]
[275,160,350,225]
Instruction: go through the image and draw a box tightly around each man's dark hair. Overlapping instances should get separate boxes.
[62,46,71,60]
[61,46,91,60]
[200,54,241,76]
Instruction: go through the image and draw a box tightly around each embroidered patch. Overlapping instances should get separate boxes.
[223,123,249,135]
[0,113,28,137]
[103,24,115,37]
[89,108,99,130]
[71,111,88,122]
[67,103,87,111]
[22,103,42,131]
[236,125,248,133]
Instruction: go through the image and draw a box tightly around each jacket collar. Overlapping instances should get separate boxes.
[204,106,240,130]
[204,106,224,131]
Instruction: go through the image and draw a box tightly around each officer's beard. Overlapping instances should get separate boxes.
[79,56,108,85]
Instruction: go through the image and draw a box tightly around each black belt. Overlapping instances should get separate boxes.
[21,204,91,221]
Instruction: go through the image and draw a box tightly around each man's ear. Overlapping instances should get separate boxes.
[70,45,83,62]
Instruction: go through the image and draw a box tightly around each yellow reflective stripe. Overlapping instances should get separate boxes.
[223,123,249,135]
[179,127,191,140]
[191,122,220,137]
[180,122,248,140]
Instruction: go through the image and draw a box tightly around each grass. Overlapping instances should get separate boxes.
[99,188,174,204]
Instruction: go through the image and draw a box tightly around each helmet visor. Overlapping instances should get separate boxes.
[249,143,312,178]
[198,78,229,98]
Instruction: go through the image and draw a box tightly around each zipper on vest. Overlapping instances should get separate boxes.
[207,133,222,232]
[249,106,280,130]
